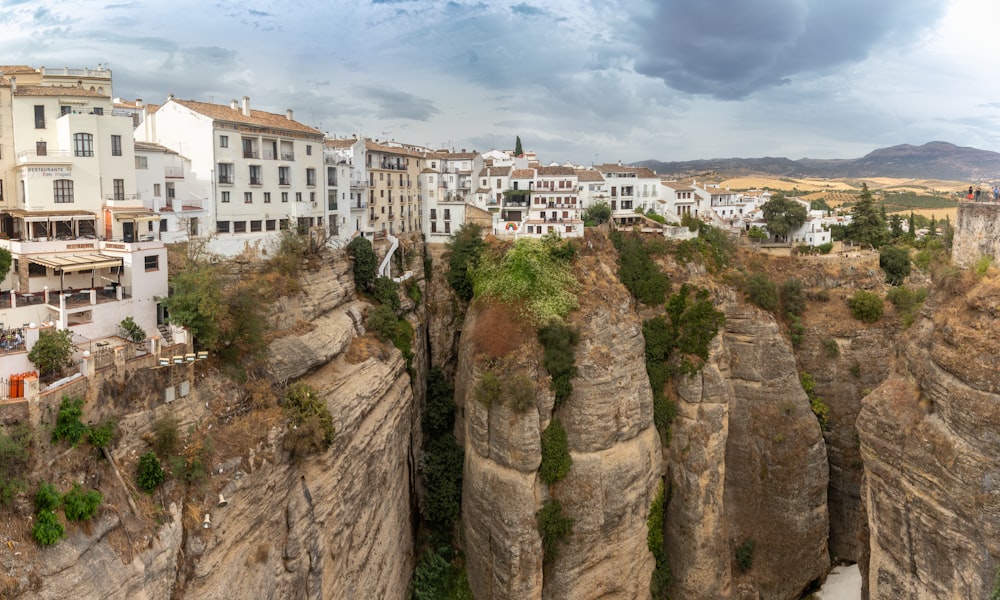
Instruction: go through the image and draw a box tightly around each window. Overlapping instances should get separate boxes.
[221,191,230,203]
[296,192,302,202]
[430,209,437,220]
[92,107,103,116]
[29,262,47,277]
[281,192,288,203]
[153,183,162,197]
[36,141,46,156]
[279,219,289,230]
[135,156,148,169]
[263,192,271,203]
[430,221,437,233]
[234,221,247,233]
[113,179,125,201]
[306,145,312,156]
[111,135,122,156]
[73,133,94,157]
[244,192,253,203]
[217,163,233,184]
[144,255,159,271]
[60,105,71,116]
[53,179,74,203]
[306,168,316,186]
[250,220,262,232]
[242,138,254,158]
[219,135,229,148]
[249,165,262,185]
[217,221,230,233]
[266,220,276,231]
[444,209,451,220]
[310,191,316,203]
[278,166,290,185]
[160,219,167,232]
[34,105,45,128]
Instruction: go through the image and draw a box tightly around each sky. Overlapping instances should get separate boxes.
[2,0,998,165]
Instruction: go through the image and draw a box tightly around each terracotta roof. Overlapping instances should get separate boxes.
[537,166,576,177]
[325,138,357,149]
[431,151,478,160]
[0,65,37,75]
[365,139,425,158]
[13,84,107,98]
[421,168,437,174]
[660,181,693,191]
[576,169,605,182]
[511,169,535,179]
[487,166,512,176]
[171,98,323,137]
[596,163,658,178]
[134,141,177,154]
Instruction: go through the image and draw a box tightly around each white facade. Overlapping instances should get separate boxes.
[134,142,204,243]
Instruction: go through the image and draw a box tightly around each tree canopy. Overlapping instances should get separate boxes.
[761,193,807,240]
[28,329,74,378]
[515,136,524,157]
[847,184,887,248]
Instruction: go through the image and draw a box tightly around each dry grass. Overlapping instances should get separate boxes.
[468,301,533,361]
[344,334,390,364]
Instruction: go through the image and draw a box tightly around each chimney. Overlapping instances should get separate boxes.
[136,98,143,108]
[9,76,15,93]
[286,109,293,120]
[241,96,250,116]
[230,99,238,110]
[167,93,174,102]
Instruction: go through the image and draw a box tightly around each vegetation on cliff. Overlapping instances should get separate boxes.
[280,382,336,460]
[446,224,485,302]
[538,323,579,407]
[611,231,670,306]
[539,419,572,485]
[647,481,671,598]
[537,498,574,563]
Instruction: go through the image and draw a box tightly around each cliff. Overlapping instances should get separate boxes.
[458,238,661,599]
[858,273,1000,598]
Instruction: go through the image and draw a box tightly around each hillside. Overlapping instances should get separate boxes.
[637,141,1000,181]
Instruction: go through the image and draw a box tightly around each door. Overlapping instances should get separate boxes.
[122,222,134,243]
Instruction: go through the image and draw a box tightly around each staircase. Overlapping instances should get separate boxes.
[157,323,173,345]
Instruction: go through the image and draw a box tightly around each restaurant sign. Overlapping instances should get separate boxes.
[21,166,72,178]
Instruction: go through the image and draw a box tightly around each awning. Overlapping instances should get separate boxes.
[29,253,123,273]
[113,211,159,222]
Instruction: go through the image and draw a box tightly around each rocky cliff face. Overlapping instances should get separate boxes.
[6,251,423,599]
[858,276,1000,598]
[666,293,830,600]
[458,243,661,599]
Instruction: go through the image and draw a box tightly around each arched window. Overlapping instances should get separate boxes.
[72,133,94,157]
[53,179,74,203]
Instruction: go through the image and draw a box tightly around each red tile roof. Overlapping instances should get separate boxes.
[511,169,535,179]
[576,169,605,182]
[13,84,107,98]
[171,98,324,137]
[537,166,576,177]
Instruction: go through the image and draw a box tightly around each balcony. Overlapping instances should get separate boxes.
[16,149,72,164]
[281,153,295,161]
[352,200,368,209]
[164,166,184,179]
[218,175,233,185]
[250,177,262,186]
[243,151,259,159]
[104,194,141,202]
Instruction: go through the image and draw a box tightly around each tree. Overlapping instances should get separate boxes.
[847,184,887,248]
[582,202,611,226]
[810,198,831,213]
[0,247,12,283]
[161,263,225,351]
[761,193,807,241]
[889,214,904,239]
[880,245,911,285]
[346,237,378,292]
[446,223,484,302]
[515,135,524,157]
[747,226,768,241]
[28,329,74,378]
[136,452,166,493]
[908,211,916,237]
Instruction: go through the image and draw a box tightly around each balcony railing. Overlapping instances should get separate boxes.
[218,175,233,184]
[281,153,295,161]
[104,194,141,201]
[352,200,368,209]
[16,149,72,163]
[164,166,184,178]
[243,151,258,159]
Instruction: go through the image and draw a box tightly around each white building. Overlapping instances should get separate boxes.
[133,141,204,243]
[135,95,328,256]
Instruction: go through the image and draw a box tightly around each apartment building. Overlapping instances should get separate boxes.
[136,96,327,256]
[324,137,367,243]
[0,65,167,346]
[133,141,203,243]
[575,168,608,210]
[594,164,661,219]
[364,140,423,239]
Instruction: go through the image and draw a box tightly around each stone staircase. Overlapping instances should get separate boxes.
[157,323,173,345]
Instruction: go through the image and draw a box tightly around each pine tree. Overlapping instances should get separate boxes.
[514,136,523,157]
[847,184,887,248]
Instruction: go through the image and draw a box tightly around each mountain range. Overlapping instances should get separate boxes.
[634,141,1000,182]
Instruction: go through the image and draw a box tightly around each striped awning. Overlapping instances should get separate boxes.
[28,253,123,273]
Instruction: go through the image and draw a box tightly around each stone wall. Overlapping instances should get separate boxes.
[951,202,1000,267]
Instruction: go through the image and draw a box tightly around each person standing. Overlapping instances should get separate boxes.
[968,186,974,201]
[976,187,982,202]
[993,185,999,201]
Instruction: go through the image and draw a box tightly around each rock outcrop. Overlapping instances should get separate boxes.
[859,277,1000,598]
[667,296,830,600]
[459,244,661,599]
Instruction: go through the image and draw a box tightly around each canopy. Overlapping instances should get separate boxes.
[28,253,123,273]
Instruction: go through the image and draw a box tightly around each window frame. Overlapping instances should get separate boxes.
[73,133,94,157]
[53,179,74,203]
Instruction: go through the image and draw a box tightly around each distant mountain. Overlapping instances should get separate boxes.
[634,142,1000,181]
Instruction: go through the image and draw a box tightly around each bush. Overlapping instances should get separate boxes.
[32,509,64,546]
[823,338,840,359]
[118,316,146,343]
[372,276,400,312]
[745,273,779,312]
[34,483,61,512]
[423,367,455,437]
[418,434,464,530]
[582,202,611,226]
[411,550,450,599]
[87,419,117,449]
[28,328,74,378]
[347,237,378,292]
[648,482,671,599]
[539,419,572,484]
[879,245,911,285]
[816,242,834,254]
[507,375,536,413]
[800,372,829,430]
[447,224,485,302]
[281,382,335,460]
[62,483,101,521]
[538,324,579,407]
[886,286,928,327]
[780,278,805,317]
[366,304,398,341]
[137,451,166,493]
[406,279,422,304]
[613,234,670,306]
[975,255,993,278]
[537,498,574,563]
[473,370,501,408]
[51,396,87,446]
[735,540,756,572]
[788,314,806,347]
[152,416,180,458]
[0,425,32,507]
[848,291,884,323]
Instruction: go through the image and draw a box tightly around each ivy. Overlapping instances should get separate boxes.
[539,419,572,485]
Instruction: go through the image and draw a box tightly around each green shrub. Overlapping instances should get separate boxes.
[32,509,64,546]
[848,291,884,323]
[406,280,423,304]
[418,434,464,530]
[990,566,1000,600]
[537,498,574,563]
[788,314,805,347]
[0,425,32,507]
[447,224,485,302]
[423,367,456,437]
[886,286,928,327]
[347,237,378,292]
[735,540,756,572]
[613,233,670,306]
[745,273,779,312]
[137,451,166,493]
[281,382,335,460]
[648,482,671,599]
[34,483,61,512]
[473,370,502,408]
[673,223,733,272]
[807,288,831,302]
[582,202,611,226]
[879,245,911,285]
[411,550,450,599]
[538,324,579,407]
[780,278,806,317]
[800,372,829,430]
[28,328,74,378]
[367,304,397,341]
[51,396,87,446]
[152,416,180,458]
[372,276,400,312]
[539,419,572,484]
[118,316,146,343]
[975,255,993,278]
[816,242,834,254]
[507,375,536,413]
[62,483,101,521]
[823,338,840,359]
[87,419,117,449]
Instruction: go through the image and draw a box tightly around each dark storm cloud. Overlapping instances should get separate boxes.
[634,0,948,99]
[356,85,439,121]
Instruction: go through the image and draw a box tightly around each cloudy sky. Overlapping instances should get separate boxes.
[2,0,997,165]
